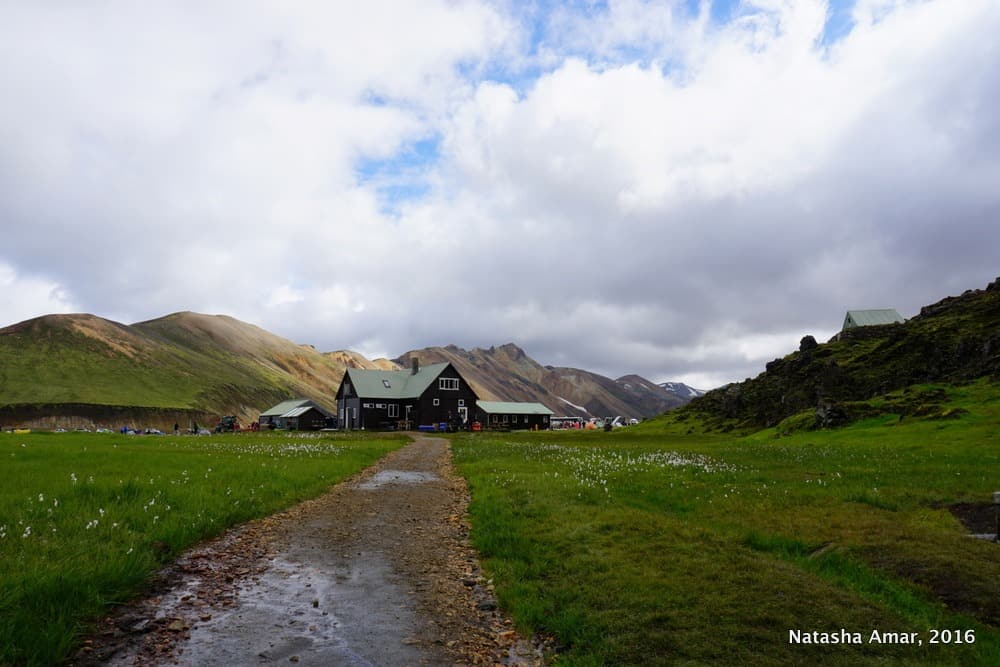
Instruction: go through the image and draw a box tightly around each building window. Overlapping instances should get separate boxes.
[376,403,385,409]
[388,404,399,418]
[491,415,498,423]
[458,399,464,406]
[439,378,459,390]
[502,415,508,423]
[433,398,440,406]
[382,379,391,388]
[363,403,373,408]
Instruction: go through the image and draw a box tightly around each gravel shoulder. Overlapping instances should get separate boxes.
[74,436,541,666]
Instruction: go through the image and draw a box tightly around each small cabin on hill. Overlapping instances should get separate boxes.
[841,309,905,331]
[475,401,553,430]
[336,359,478,430]
[259,398,331,430]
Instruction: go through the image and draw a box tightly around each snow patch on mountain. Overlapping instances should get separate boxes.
[557,396,590,414]
[658,382,705,399]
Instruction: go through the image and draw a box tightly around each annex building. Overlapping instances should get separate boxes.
[258,398,332,431]
[475,401,553,430]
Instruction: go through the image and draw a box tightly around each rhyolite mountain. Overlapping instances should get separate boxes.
[668,277,1000,433]
[0,312,690,429]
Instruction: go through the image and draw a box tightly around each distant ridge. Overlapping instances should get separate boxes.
[658,382,705,400]
[393,344,691,419]
[0,314,694,429]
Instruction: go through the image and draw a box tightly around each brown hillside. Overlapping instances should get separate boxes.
[134,312,348,403]
[325,350,402,372]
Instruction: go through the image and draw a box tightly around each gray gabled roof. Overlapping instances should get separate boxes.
[843,309,905,330]
[343,362,453,400]
[260,398,314,417]
[283,405,317,418]
[476,400,554,415]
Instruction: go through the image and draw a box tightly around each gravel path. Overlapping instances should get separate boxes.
[75,436,541,666]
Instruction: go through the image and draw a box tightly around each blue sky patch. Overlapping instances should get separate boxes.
[355,136,440,214]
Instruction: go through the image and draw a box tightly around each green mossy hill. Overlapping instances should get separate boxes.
[0,312,345,427]
[668,278,1000,433]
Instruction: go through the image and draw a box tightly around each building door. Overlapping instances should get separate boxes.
[458,406,468,426]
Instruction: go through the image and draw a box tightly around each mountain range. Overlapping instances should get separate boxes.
[0,312,697,429]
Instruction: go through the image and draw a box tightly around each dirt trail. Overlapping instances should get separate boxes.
[75,437,541,666]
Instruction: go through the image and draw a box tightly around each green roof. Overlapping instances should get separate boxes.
[344,362,452,400]
[260,398,313,417]
[476,400,554,415]
[843,309,905,330]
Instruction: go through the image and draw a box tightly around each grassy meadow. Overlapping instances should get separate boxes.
[452,380,1000,665]
[0,430,406,666]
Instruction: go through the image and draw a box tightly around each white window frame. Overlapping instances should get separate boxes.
[433,398,440,406]
[458,399,465,407]
[439,378,459,391]
[388,404,399,418]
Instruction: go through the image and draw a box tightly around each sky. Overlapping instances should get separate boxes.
[1,0,998,390]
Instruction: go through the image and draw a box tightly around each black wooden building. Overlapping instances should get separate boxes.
[336,359,479,430]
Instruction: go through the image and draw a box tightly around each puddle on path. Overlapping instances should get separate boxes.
[176,552,431,666]
[355,469,440,490]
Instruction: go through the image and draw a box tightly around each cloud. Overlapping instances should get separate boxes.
[0,262,79,324]
[1,0,998,389]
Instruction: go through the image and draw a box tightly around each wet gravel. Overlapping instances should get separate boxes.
[73,437,547,666]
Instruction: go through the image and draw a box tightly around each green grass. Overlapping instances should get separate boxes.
[452,380,1000,665]
[0,430,406,666]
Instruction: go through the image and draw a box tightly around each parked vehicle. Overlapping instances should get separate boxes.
[215,416,239,433]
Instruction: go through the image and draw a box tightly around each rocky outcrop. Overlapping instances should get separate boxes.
[682,278,1000,431]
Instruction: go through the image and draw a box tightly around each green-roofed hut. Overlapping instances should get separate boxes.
[475,400,554,431]
[335,358,478,430]
[841,309,905,331]
[258,398,331,430]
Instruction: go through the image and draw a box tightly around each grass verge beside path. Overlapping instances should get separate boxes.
[452,381,1000,665]
[0,430,406,666]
